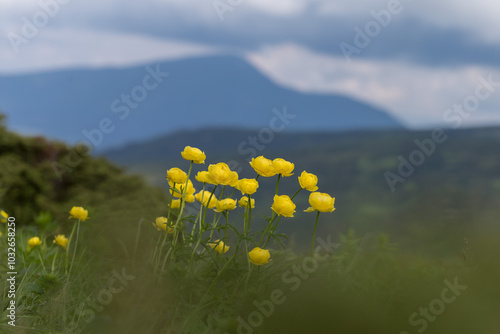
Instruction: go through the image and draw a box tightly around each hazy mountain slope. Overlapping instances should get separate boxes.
[0,55,403,149]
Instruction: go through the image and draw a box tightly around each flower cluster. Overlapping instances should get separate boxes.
[156,147,336,271]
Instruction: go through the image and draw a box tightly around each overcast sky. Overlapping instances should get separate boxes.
[1,0,499,128]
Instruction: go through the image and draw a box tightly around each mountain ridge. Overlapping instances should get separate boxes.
[0,55,404,149]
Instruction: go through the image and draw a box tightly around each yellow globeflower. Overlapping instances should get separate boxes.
[272,158,294,177]
[28,236,42,248]
[248,247,271,265]
[166,168,188,184]
[195,171,214,184]
[215,198,237,212]
[298,171,319,191]
[304,192,336,213]
[271,195,296,217]
[208,163,238,186]
[170,199,181,209]
[1,210,8,223]
[185,193,196,203]
[195,190,218,209]
[53,234,69,249]
[249,156,276,177]
[236,178,259,195]
[169,179,195,198]
[69,206,89,221]
[181,146,206,164]
[209,240,230,254]
[238,196,255,209]
[153,216,173,233]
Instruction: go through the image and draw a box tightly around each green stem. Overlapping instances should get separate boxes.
[190,183,205,243]
[172,161,194,248]
[275,174,281,195]
[263,216,282,248]
[37,248,47,274]
[51,248,59,274]
[258,215,279,247]
[291,187,302,200]
[247,194,252,231]
[311,211,321,257]
[222,212,229,244]
[68,220,81,279]
[65,221,77,275]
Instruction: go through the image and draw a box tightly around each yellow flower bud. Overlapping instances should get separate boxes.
[238,196,255,209]
[0,210,8,223]
[166,167,188,184]
[195,190,218,209]
[248,247,271,265]
[236,178,259,195]
[272,158,294,177]
[69,206,89,221]
[195,171,214,184]
[208,163,238,186]
[28,236,42,248]
[209,240,230,254]
[153,216,173,233]
[298,171,319,191]
[249,156,276,177]
[171,199,181,209]
[304,192,336,213]
[53,234,69,249]
[215,198,237,212]
[271,195,296,217]
[181,146,206,164]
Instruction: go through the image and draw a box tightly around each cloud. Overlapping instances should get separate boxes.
[1,0,499,70]
[246,43,500,128]
[0,29,219,74]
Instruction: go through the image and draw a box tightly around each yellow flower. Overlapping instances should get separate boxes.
[298,171,319,191]
[272,158,294,177]
[304,192,336,213]
[171,199,181,209]
[248,247,271,265]
[153,216,173,233]
[195,190,218,209]
[53,234,69,249]
[185,194,196,203]
[236,178,259,195]
[209,240,230,254]
[215,198,237,212]
[249,156,276,177]
[239,196,255,209]
[169,179,195,198]
[69,206,89,221]
[195,171,214,184]
[166,168,188,184]
[208,163,238,186]
[28,236,42,248]
[0,231,2,237]
[1,210,8,223]
[271,195,296,217]
[181,146,206,164]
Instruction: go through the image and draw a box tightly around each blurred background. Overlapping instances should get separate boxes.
[0,0,499,333]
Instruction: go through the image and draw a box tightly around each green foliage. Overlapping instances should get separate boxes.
[0,112,168,230]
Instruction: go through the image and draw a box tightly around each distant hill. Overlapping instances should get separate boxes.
[103,126,500,255]
[0,55,403,150]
